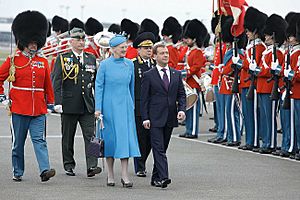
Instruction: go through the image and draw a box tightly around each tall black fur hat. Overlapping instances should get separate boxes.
[12,10,48,51]
[121,18,139,41]
[211,11,220,34]
[52,15,69,33]
[244,7,268,39]
[264,14,288,46]
[85,17,103,36]
[161,16,182,44]
[285,12,297,24]
[184,19,208,47]
[139,18,160,43]
[70,18,85,31]
[221,16,246,49]
[296,17,300,41]
[108,23,121,34]
[47,21,52,37]
[285,13,300,37]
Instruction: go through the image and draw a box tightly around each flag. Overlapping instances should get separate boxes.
[218,0,248,36]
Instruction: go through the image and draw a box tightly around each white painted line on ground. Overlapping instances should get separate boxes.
[172,135,300,163]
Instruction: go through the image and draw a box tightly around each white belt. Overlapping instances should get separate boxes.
[12,86,44,91]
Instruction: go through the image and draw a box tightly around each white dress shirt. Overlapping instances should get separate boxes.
[72,50,84,64]
[156,65,170,82]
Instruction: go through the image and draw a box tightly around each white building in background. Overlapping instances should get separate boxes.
[0,18,14,48]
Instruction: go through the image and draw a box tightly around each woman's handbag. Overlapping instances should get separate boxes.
[87,118,104,158]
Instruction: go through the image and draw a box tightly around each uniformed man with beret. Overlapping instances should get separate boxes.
[51,27,102,177]
[132,32,156,177]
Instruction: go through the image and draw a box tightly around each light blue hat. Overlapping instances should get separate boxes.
[109,34,127,47]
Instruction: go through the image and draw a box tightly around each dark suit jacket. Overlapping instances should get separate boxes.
[51,51,97,114]
[141,66,186,128]
[133,56,156,117]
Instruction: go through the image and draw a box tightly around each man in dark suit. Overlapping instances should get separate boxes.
[51,28,101,177]
[141,43,186,188]
[132,32,156,177]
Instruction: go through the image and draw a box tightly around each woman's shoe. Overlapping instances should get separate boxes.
[107,177,115,187]
[121,178,133,188]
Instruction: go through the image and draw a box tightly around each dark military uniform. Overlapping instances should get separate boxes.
[51,49,98,172]
[132,32,156,175]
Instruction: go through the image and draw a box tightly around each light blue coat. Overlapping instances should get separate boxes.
[95,56,141,158]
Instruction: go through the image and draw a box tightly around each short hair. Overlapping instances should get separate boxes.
[152,42,167,55]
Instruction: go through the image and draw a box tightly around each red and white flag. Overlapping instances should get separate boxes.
[218,0,248,36]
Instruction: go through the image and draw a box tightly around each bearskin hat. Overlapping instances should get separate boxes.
[285,13,300,37]
[211,11,220,34]
[52,15,69,33]
[70,18,85,31]
[244,7,268,39]
[161,16,182,44]
[183,19,208,47]
[221,16,246,49]
[264,14,287,46]
[296,17,300,41]
[285,12,297,24]
[108,23,121,34]
[121,18,139,41]
[203,33,211,48]
[139,18,160,43]
[47,21,52,37]
[12,10,48,51]
[85,17,103,36]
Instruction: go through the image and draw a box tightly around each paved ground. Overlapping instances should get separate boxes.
[0,105,299,200]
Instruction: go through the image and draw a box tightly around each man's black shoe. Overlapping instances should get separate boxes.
[272,150,281,156]
[151,180,162,187]
[252,147,260,152]
[280,151,290,158]
[208,127,218,133]
[12,175,22,182]
[226,141,241,147]
[295,153,300,160]
[65,169,75,176]
[185,135,198,139]
[136,171,146,177]
[259,148,273,154]
[40,169,56,182]
[161,178,171,188]
[87,167,102,177]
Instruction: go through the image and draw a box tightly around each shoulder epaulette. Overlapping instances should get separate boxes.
[131,57,137,62]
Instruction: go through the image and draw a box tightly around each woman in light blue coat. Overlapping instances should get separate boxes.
[95,35,140,187]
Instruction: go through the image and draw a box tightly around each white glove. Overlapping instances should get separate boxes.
[217,64,224,72]
[232,56,240,64]
[249,61,257,71]
[284,68,292,78]
[177,111,186,122]
[271,60,279,70]
[54,105,63,113]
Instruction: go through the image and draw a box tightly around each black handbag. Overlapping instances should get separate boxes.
[87,118,104,158]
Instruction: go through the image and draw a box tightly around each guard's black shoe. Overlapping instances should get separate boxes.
[185,135,198,139]
[12,175,22,182]
[213,138,227,144]
[179,133,187,138]
[40,169,56,182]
[136,171,146,177]
[272,150,281,156]
[295,154,300,160]
[207,137,217,143]
[242,145,253,151]
[252,147,260,152]
[259,148,274,154]
[65,169,75,176]
[151,180,162,187]
[280,151,290,158]
[87,167,102,177]
[226,141,241,147]
[208,127,218,133]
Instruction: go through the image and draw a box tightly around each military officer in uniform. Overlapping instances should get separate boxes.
[51,28,102,177]
[132,32,156,177]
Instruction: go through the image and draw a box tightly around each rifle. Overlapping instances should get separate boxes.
[231,37,240,94]
[267,32,280,101]
[282,44,291,109]
[245,37,257,100]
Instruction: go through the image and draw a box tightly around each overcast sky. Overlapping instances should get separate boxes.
[0,0,297,29]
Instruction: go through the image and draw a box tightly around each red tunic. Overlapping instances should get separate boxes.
[125,45,138,59]
[240,41,266,89]
[84,42,101,59]
[186,48,206,89]
[290,46,300,99]
[219,49,244,95]
[166,44,179,69]
[0,50,54,116]
[256,45,284,94]
[177,45,188,70]
[211,42,227,85]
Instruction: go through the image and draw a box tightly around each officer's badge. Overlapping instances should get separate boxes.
[64,57,74,71]
[138,68,142,78]
[85,64,96,73]
[87,83,92,88]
